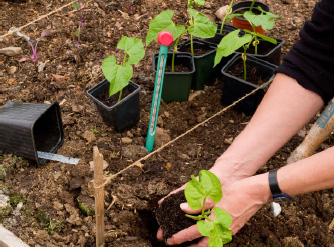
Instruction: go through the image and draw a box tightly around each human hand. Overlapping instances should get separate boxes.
[159,173,271,246]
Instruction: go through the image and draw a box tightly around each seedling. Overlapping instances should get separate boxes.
[73,0,87,46]
[128,0,134,13]
[184,170,232,247]
[146,0,217,71]
[218,0,234,34]
[214,6,279,80]
[101,36,145,101]
[14,28,51,65]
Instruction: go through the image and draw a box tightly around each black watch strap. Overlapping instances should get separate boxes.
[268,170,282,195]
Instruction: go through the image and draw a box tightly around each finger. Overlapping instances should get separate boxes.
[156,228,163,241]
[188,236,210,247]
[180,197,214,214]
[166,224,202,245]
[158,184,187,205]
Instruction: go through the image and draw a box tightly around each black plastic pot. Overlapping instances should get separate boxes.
[87,79,140,132]
[153,52,195,103]
[231,1,270,35]
[221,54,277,115]
[205,24,240,45]
[237,37,285,66]
[177,39,217,90]
[0,101,64,165]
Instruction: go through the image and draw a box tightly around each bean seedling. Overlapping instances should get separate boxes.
[101,36,145,101]
[13,28,52,65]
[184,170,232,247]
[73,0,87,46]
[214,6,279,80]
[146,0,217,71]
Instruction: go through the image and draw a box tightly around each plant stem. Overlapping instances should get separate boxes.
[190,35,194,55]
[118,90,123,102]
[219,0,234,34]
[172,29,188,72]
[250,0,255,11]
[201,197,207,216]
[252,25,258,55]
[242,45,247,81]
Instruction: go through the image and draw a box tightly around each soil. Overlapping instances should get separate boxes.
[1,0,334,247]
[97,85,135,107]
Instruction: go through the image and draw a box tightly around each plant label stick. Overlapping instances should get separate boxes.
[146,31,173,152]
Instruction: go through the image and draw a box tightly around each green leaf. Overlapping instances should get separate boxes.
[101,56,133,96]
[255,33,277,44]
[214,30,252,67]
[185,171,222,210]
[146,10,185,46]
[117,36,145,65]
[196,207,233,247]
[185,175,206,210]
[73,1,80,10]
[187,8,217,39]
[244,10,279,31]
[198,170,222,203]
[74,28,80,37]
[188,0,205,6]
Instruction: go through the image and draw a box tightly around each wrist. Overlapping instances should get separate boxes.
[248,173,272,204]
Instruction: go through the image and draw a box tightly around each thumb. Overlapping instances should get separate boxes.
[180,198,215,214]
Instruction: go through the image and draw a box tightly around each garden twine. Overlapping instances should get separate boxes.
[93,77,274,189]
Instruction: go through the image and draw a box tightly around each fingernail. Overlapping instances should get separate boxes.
[180,202,188,210]
[166,238,173,245]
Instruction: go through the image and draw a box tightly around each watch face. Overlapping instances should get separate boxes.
[273,193,291,203]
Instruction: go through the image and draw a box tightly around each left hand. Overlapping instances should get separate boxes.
[159,173,271,246]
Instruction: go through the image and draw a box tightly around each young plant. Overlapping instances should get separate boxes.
[218,0,234,35]
[73,0,87,46]
[146,0,217,71]
[14,29,52,65]
[184,170,232,247]
[101,36,145,101]
[214,6,279,80]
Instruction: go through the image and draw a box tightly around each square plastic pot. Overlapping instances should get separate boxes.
[177,39,217,90]
[0,102,64,165]
[205,24,240,45]
[152,52,195,103]
[237,37,285,66]
[87,79,140,132]
[221,54,277,116]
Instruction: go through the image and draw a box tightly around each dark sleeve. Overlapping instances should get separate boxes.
[275,0,334,103]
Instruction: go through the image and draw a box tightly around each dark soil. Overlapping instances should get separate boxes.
[226,60,270,85]
[97,85,135,107]
[1,0,334,247]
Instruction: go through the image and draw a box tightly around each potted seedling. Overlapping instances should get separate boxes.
[156,170,232,247]
[213,6,280,115]
[231,0,270,35]
[147,0,218,96]
[87,36,145,132]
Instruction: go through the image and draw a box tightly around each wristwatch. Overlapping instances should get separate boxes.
[268,170,291,203]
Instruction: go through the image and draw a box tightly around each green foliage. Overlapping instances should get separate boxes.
[214,30,252,67]
[73,1,80,10]
[102,36,145,98]
[9,193,26,208]
[187,8,217,39]
[184,170,232,247]
[244,7,280,31]
[77,197,95,216]
[146,10,185,46]
[36,210,64,235]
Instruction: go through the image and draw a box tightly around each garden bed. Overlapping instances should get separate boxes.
[1,0,334,246]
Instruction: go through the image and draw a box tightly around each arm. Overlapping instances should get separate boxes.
[167,146,334,246]
[210,73,324,184]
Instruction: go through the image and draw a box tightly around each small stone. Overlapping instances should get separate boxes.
[224,137,234,145]
[196,114,207,123]
[121,137,133,144]
[157,115,164,127]
[155,127,171,147]
[189,90,204,101]
[37,62,46,73]
[127,131,134,138]
[8,66,17,74]
[0,47,22,56]
[164,111,170,118]
[229,119,235,124]
[81,130,96,143]
[53,201,64,211]
[215,5,229,21]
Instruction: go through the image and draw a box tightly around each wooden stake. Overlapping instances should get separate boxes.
[93,146,105,247]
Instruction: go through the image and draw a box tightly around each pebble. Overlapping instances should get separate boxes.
[0,47,22,56]
[8,66,17,74]
[81,130,96,143]
[127,131,134,138]
[155,127,171,147]
[121,137,133,144]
